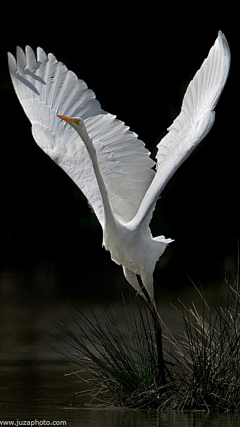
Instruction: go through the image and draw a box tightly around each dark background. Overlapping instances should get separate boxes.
[0,8,238,305]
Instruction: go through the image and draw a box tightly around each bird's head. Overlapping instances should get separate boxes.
[57,114,82,130]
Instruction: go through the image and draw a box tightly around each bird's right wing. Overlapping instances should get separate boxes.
[129,31,231,229]
[8,46,155,227]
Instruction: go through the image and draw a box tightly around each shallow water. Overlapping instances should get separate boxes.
[1,360,240,427]
[1,291,240,426]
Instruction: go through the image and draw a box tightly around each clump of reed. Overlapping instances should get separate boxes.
[53,300,169,408]
[53,257,240,411]
[165,275,240,411]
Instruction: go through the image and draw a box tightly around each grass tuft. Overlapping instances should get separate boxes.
[53,252,240,411]
[164,273,240,411]
[53,299,169,408]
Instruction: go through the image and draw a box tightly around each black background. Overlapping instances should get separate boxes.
[0,7,238,303]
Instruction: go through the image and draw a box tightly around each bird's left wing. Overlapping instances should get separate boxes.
[129,31,231,228]
[8,46,155,226]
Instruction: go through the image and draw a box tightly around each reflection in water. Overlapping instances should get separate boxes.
[1,358,240,427]
[0,273,240,426]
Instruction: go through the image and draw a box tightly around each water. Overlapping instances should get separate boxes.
[1,362,240,427]
[1,357,240,427]
[1,290,240,426]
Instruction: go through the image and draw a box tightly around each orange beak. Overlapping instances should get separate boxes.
[57,114,75,124]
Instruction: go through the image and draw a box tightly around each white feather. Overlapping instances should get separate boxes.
[8,46,155,225]
[8,32,230,304]
[129,31,231,228]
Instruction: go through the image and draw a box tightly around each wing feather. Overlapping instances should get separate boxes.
[8,46,155,225]
[129,31,230,228]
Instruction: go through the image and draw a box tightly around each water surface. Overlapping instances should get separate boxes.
[1,288,239,426]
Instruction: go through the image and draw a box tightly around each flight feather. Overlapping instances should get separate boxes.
[8,46,155,226]
[129,31,231,228]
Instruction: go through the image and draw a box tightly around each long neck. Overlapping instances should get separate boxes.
[78,123,116,230]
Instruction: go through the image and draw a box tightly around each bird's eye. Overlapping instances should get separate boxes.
[75,119,81,125]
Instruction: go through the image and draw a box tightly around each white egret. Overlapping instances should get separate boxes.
[8,32,230,308]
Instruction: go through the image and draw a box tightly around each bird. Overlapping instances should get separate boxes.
[8,31,230,309]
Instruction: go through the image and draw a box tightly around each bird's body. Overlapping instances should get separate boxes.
[8,32,230,305]
[59,115,170,303]
[103,218,168,297]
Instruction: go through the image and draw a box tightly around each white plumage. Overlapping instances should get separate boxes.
[8,31,230,305]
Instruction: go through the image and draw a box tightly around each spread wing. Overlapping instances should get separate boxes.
[8,46,155,226]
[129,31,231,228]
